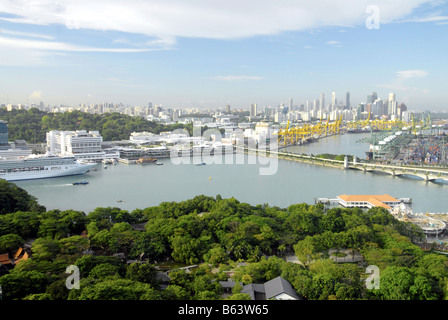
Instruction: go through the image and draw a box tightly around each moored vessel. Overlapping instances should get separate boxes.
[0,155,96,181]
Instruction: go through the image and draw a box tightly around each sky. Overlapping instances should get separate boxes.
[0,0,447,110]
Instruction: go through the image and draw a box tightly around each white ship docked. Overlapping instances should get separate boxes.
[0,155,97,181]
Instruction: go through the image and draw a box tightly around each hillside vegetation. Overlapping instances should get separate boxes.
[1,180,447,300]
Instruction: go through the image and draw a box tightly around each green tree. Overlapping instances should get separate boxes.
[0,179,45,214]
[45,278,70,300]
[0,233,24,254]
[74,255,124,278]
[370,266,440,300]
[0,270,50,300]
[227,293,251,300]
[126,262,159,288]
[59,235,90,255]
[5,211,41,238]
[293,236,322,267]
[161,285,190,300]
[31,238,61,261]
[23,293,54,300]
[74,278,161,300]
[89,263,121,279]
[203,244,228,266]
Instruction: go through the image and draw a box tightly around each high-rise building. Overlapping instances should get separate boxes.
[225,104,231,113]
[398,103,407,119]
[367,92,378,104]
[372,99,385,116]
[319,92,325,111]
[306,100,311,112]
[331,92,336,109]
[389,93,395,102]
[250,103,257,117]
[0,120,9,145]
[388,93,397,115]
[345,92,350,109]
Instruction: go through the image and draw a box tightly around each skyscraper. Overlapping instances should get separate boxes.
[319,92,325,111]
[345,91,350,109]
[367,92,378,103]
[331,91,336,109]
[388,93,397,115]
[250,103,257,117]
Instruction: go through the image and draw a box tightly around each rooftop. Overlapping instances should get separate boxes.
[337,194,400,210]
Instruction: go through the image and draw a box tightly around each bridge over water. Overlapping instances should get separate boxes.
[242,146,448,182]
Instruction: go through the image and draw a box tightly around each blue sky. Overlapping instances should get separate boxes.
[0,0,447,110]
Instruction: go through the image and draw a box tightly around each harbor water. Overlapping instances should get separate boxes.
[14,133,447,214]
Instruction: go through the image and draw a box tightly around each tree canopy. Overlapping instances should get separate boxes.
[0,181,446,301]
[0,108,193,143]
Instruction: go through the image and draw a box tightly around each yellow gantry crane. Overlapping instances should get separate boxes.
[346,111,407,132]
[276,112,415,146]
[277,115,343,146]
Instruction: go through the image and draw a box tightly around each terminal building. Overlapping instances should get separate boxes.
[336,194,402,210]
[46,130,119,161]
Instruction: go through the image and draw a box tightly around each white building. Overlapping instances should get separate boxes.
[46,130,119,161]
[274,112,286,123]
[129,131,159,144]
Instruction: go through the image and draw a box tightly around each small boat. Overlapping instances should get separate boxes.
[156,162,164,166]
[73,180,89,185]
[104,165,108,169]
[136,157,157,164]
[195,162,206,166]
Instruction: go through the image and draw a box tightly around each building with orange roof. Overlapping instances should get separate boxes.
[337,194,401,211]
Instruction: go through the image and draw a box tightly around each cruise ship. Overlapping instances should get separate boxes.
[0,155,97,181]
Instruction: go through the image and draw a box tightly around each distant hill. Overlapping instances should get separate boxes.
[0,108,192,143]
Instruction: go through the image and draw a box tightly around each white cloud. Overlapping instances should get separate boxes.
[0,29,54,40]
[398,15,448,23]
[29,90,42,100]
[326,40,343,47]
[396,70,429,79]
[0,0,436,40]
[213,75,263,81]
[375,69,429,92]
[0,36,162,52]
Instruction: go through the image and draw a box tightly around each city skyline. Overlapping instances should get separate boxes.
[0,0,447,109]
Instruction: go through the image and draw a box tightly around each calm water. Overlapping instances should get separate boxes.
[14,133,447,214]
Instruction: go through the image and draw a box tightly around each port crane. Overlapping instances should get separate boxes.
[277,115,343,146]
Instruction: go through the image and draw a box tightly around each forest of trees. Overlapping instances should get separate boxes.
[1,180,447,301]
[0,108,193,143]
